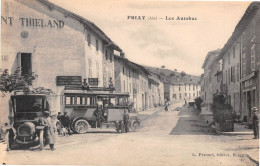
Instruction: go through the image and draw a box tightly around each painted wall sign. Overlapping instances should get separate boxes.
[1,16,64,28]
[57,76,82,86]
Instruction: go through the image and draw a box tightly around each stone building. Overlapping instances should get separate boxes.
[199,74,205,101]
[114,54,151,111]
[201,49,221,105]
[147,73,164,107]
[217,2,260,120]
[0,0,121,126]
[168,77,201,102]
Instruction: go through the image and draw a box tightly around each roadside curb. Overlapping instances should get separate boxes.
[215,129,253,136]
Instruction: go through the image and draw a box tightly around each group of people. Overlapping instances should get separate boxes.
[39,111,71,151]
[57,112,71,135]
[94,104,130,133]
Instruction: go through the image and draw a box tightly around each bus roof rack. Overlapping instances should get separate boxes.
[65,85,115,92]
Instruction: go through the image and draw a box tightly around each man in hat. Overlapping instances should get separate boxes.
[252,107,259,139]
[123,109,130,133]
[41,111,56,150]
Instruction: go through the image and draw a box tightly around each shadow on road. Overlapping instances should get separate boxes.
[170,107,212,135]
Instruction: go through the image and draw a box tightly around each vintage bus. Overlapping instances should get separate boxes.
[63,86,140,134]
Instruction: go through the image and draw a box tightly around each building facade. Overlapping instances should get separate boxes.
[169,80,201,102]
[201,49,221,105]
[239,3,260,120]
[0,0,121,126]
[203,2,260,121]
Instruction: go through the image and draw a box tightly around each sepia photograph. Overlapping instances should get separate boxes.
[0,0,259,165]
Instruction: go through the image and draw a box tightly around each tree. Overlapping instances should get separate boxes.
[0,68,37,96]
[159,72,165,77]
[169,72,175,77]
[180,71,186,77]
[194,97,203,112]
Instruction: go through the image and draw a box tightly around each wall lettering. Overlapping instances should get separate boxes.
[1,16,64,28]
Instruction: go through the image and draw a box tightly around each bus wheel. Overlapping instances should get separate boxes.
[74,119,89,134]
[39,129,44,150]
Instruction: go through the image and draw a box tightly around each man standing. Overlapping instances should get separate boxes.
[123,109,130,133]
[61,112,71,135]
[57,112,62,121]
[252,107,259,139]
[94,105,105,127]
[41,111,56,151]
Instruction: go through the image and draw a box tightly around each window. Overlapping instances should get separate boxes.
[173,94,176,99]
[242,53,246,78]
[96,39,99,51]
[228,68,231,84]
[193,93,195,97]
[87,96,96,105]
[179,93,182,99]
[185,93,187,97]
[233,46,235,58]
[87,34,91,46]
[88,59,92,77]
[65,96,74,105]
[179,87,181,91]
[228,52,230,64]
[225,70,228,84]
[123,80,126,92]
[231,66,235,83]
[105,50,108,60]
[252,19,256,38]
[251,45,255,71]
[20,53,32,76]
[110,53,112,62]
[96,62,99,78]
[237,63,239,81]
[123,67,125,75]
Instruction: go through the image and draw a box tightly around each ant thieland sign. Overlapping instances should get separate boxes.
[1,16,64,28]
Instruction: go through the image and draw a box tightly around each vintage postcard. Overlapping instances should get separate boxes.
[0,0,259,165]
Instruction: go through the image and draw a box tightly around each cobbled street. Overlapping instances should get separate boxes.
[0,102,259,166]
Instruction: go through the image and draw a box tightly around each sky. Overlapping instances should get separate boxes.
[50,0,251,76]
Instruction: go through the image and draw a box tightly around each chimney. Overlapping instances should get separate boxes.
[120,52,125,58]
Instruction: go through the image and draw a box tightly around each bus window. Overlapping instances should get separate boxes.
[117,97,123,106]
[65,96,74,105]
[82,97,86,105]
[109,97,116,106]
[86,96,96,106]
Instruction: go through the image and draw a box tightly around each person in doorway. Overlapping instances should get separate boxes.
[123,109,130,133]
[252,107,259,139]
[41,111,56,151]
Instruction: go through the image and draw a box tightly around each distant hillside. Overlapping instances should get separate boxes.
[144,66,200,85]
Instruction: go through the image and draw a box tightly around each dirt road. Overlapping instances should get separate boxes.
[0,103,258,165]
